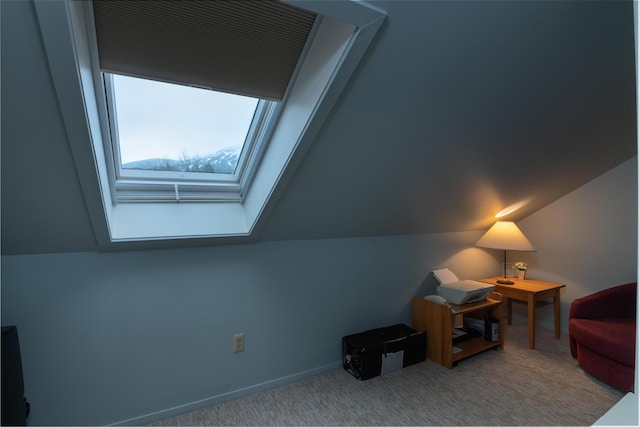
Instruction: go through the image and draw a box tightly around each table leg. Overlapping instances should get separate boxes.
[528,294,535,349]
[507,298,512,325]
[553,289,561,339]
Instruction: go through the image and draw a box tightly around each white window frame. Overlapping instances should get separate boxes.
[103,71,283,203]
[34,0,386,248]
[90,5,292,204]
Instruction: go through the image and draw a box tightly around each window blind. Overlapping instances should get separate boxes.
[92,0,317,101]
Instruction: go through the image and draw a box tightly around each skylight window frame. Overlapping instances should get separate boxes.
[35,0,385,247]
[100,72,283,203]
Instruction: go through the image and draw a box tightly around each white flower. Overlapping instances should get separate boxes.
[513,261,528,271]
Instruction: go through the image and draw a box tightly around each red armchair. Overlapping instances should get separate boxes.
[569,282,636,392]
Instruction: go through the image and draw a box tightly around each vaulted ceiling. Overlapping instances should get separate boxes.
[1,0,636,255]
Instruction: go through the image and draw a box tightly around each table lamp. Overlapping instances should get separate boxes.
[475,221,536,285]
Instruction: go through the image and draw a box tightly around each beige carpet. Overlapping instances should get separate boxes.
[152,318,624,426]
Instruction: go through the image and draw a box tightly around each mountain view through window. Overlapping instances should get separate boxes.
[111,74,259,175]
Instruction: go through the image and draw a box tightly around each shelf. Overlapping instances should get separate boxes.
[449,296,502,315]
[411,291,504,368]
[452,335,501,362]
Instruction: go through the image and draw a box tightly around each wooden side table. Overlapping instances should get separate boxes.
[479,277,566,349]
[412,292,504,368]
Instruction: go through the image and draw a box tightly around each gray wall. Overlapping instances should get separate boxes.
[513,156,638,329]
[1,157,637,425]
[1,232,498,425]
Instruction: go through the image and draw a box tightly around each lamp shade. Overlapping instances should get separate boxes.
[475,221,536,251]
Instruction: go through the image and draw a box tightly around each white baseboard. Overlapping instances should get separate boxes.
[111,361,343,426]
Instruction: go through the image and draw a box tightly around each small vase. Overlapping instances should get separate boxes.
[517,270,526,280]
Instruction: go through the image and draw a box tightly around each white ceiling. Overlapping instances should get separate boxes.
[1,0,636,255]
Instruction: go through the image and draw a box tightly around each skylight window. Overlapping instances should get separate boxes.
[84,0,315,203]
[104,73,281,202]
[110,74,259,176]
[37,0,384,245]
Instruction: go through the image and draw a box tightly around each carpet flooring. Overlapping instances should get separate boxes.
[152,318,624,426]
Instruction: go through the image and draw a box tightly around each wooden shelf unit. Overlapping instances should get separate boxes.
[411,292,504,368]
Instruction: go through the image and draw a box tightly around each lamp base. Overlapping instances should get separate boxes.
[497,279,515,285]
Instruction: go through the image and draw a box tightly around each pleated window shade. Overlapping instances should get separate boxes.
[92,0,317,101]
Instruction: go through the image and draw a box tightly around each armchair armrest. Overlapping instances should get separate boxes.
[570,282,636,320]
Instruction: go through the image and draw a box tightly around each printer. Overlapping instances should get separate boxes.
[432,268,495,305]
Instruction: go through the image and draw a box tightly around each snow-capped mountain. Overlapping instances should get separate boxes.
[122,146,241,174]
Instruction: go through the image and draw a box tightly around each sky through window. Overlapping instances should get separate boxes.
[111,74,259,173]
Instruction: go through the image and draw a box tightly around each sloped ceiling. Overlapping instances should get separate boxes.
[1,0,636,255]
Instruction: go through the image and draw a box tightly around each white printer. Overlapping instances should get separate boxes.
[432,268,495,305]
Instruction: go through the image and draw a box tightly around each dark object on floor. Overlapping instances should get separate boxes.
[2,325,30,425]
[569,282,636,392]
[343,324,426,380]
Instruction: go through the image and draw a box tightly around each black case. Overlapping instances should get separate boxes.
[342,324,426,380]
[2,326,29,426]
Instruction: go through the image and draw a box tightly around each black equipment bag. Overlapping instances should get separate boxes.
[342,324,426,380]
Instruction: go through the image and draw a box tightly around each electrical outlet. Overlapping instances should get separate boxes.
[233,333,245,353]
